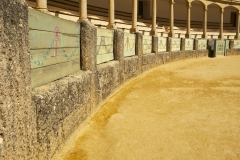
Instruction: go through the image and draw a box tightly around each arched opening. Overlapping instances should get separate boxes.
[207,3,221,39]
[223,6,238,39]
[191,0,205,38]
[174,0,187,38]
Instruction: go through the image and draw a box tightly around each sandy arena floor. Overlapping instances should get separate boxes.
[54,56,240,160]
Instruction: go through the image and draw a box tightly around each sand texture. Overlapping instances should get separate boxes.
[54,56,240,160]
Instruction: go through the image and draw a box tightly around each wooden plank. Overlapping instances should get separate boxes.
[171,38,181,51]
[198,39,207,50]
[124,33,135,57]
[97,53,114,64]
[97,28,114,56]
[234,40,240,49]
[143,35,152,54]
[29,30,80,49]
[185,39,194,51]
[158,37,167,52]
[31,59,80,88]
[28,8,80,34]
[30,48,80,69]
[215,40,225,55]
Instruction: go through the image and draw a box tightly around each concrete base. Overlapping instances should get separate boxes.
[130,27,139,33]
[185,33,191,38]
[202,34,208,39]
[107,23,117,29]
[150,30,158,36]
[218,34,224,39]
[168,32,175,38]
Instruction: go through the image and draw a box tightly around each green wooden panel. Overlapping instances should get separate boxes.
[30,48,80,69]
[233,40,240,49]
[171,38,181,51]
[198,39,207,50]
[158,37,167,52]
[143,35,152,54]
[185,39,194,51]
[215,40,225,55]
[29,30,80,49]
[124,33,135,57]
[28,8,79,34]
[31,59,80,88]
[97,53,114,64]
[225,40,230,49]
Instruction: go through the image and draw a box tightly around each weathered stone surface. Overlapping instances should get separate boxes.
[32,71,92,159]
[95,61,120,105]
[123,56,139,81]
[0,0,37,159]
[136,33,143,74]
[114,30,124,84]
[142,53,157,72]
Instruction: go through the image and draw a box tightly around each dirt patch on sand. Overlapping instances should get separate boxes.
[54,56,240,160]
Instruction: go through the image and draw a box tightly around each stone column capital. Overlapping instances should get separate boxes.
[219,8,224,13]
[169,0,175,5]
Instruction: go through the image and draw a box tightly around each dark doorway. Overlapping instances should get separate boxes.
[230,12,237,27]
[138,1,143,18]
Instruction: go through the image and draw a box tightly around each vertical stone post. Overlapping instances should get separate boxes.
[150,0,157,36]
[194,39,199,50]
[168,0,175,37]
[113,30,124,83]
[181,38,186,51]
[36,0,48,12]
[167,37,173,52]
[130,0,139,33]
[235,11,240,39]
[186,2,191,38]
[80,21,97,113]
[136,33,143,73]
[202,6,208,38]
[229,40,234,55]
[0,0,37,159]
[79,0,88,21]
[218,8,224,39]
[107,0,117,29]
[152,36,158,54]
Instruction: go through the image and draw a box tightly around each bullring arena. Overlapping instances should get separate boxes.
[0,0,240,159]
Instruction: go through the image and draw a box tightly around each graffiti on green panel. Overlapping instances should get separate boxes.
[198,39,207,50]
[97,28,114,64]
[215,40,225,55]
[124,33,136,57]
[143,35,152,54]
[233,40,240,49]
[185,39,194,51]
[171,38,181,51]
[158,37,167,52]
[30,24,80,69]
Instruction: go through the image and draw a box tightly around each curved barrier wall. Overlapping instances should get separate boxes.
[1,3,240,159]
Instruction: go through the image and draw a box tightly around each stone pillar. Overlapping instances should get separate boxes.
[167,37,173,52]
[136,33,143,73]
[218,8,224,39]
[185,2,191,38]
[150,0,157,36]
[130,0,139,33]
[113,30,124,83]
[80,21,97,112]
[107,0,117,29]
[169,0,175,37]
[152,36,158,53]
[36,0,48,12]
[181,38,186,51]
[235,11,240,39]
[202,6,208,38]
[79,0,88,21]
[0,0,37,159]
